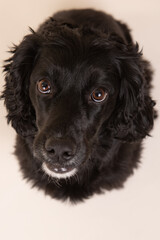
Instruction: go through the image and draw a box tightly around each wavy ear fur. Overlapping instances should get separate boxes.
[2,34,41,137]
[108,44,155,142]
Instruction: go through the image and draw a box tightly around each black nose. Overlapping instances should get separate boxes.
[45,137,76,162]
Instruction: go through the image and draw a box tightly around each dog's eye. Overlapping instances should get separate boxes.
[37,79,51,94]
[91,88,108,103]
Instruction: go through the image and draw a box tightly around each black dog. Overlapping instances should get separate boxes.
[2,9,155,202]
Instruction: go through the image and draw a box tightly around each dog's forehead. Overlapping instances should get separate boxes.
[32,44,117,92]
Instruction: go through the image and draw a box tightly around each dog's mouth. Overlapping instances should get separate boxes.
[42,162,77,179]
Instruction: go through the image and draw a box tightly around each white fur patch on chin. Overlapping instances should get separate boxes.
[42,162,77,179]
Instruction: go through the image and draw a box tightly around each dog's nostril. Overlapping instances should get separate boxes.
[48,149,55,154]
[62,151,73,160]
[45,145,55,154]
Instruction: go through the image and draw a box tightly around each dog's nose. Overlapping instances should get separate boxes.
[45,137,76,161]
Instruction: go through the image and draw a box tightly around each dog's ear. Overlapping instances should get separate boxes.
[108,44,155,142]
[2,34,41,137]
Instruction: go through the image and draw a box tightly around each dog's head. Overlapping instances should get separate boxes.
[2,22,155,179]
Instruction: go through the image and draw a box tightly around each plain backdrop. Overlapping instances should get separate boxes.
[0,1,160,240]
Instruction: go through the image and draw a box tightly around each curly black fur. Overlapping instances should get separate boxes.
[2,9,155,202]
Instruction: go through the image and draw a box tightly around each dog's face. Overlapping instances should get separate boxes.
[3,24,154,184]
[29,45,119,179]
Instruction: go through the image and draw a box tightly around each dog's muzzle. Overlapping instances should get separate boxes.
[42,137,78,179]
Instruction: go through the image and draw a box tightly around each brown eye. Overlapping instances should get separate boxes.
[37,79,51,94]
[91,88,108,103]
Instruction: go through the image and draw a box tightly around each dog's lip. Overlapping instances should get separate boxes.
[42,162,77,179]
[45,162,75,174]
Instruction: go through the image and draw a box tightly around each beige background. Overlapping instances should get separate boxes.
[0,0,160,239]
